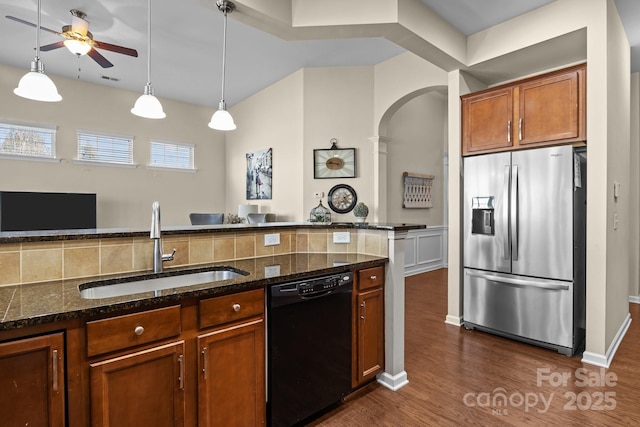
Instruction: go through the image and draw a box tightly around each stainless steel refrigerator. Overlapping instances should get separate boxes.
[463,145,586,355]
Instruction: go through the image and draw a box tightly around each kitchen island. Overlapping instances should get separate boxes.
[0,222,422,426]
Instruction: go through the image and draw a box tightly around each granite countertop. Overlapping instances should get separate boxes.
[0,252,387,331]
[0,222,425,243]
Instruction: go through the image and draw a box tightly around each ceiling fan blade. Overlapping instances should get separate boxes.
[93,40,138,57]
[5,15,61,35]
[40,41,65,51]
[88,48,113,68]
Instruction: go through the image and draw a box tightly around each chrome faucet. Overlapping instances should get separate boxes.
[150,201,176,273]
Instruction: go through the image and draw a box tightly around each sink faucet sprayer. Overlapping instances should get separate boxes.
[150,201,176,273]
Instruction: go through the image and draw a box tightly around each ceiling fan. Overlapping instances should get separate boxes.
[6,9,138,68]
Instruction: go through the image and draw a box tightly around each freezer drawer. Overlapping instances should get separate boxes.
[463,269,573,350]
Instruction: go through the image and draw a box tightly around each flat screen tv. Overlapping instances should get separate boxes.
[0,191,97,231]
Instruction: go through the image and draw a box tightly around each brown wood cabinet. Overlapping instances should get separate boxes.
[352,266,385,388]
[197,319,265,427]
[90,341,186,427]
[462,64,586,156]
[0,332,65,427]
[85,288,265,427]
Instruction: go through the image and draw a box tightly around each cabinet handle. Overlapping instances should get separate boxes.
[202,347,208,380]
[360,301,366,320]
[178,355,184,390]
[519,118,523,141]
[370,275,377,281]
[232,303,241,312]
[134,325,145,336]
[52,349,58,392]
[507,120,511,143]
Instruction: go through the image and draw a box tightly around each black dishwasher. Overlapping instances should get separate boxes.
[267,272,353,427]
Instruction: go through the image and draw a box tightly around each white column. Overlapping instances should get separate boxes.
[378,229,409,391]
[370,136,391,223]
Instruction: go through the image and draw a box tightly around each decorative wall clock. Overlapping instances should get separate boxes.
[328,184,358,214]
[313,138,356,179]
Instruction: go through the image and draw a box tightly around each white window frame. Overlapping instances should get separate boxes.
[148,139,196,171]
[0,120,57,161]
[76,129,135,167]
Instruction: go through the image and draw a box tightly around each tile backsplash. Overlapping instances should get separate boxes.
[0,228,389,286]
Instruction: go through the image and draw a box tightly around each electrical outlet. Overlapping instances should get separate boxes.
[333,231,350,244]
[264,265,281,278]
[264,233,280,246]
[314,191,324,198]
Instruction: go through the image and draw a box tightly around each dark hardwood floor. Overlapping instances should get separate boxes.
[310,269,640,426]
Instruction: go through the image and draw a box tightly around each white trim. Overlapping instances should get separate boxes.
[146,165,198,172]
[581,313,632,368]
[0,154,61,163]
[404,226,447,276]
[629,295,640,304]
[377,371,409,391]
[73,159,138,168]
[445,315,462,327]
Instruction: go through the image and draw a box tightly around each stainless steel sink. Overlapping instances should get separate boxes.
[79,267,249,299]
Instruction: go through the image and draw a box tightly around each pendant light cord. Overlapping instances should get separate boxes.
[220,7,228,103]
[35,0,41,60]
[147,0,151,85]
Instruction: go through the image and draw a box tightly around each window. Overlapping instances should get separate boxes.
[149,140,195,170]
[77,130,134,165]
[0,121,56,159]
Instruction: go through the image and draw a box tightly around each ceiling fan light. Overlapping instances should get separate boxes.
[64,39,91,55]
[131,83,166,119]
[14,60,62,102]
[208,103,236,131]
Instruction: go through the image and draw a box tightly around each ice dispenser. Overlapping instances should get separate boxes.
[471,197,494,235]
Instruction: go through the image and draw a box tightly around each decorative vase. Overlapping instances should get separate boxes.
[353,202,369,224]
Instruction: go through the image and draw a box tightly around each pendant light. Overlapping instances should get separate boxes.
[208,0,236,131]
[13,0,62,102]
[131,0,166,119]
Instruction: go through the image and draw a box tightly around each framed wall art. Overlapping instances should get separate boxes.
[246,148,272,200]
[313,138,356,179]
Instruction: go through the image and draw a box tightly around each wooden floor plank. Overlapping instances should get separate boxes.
[310,269,640,426]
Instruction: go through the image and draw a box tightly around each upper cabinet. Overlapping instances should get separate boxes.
[462,64,586,156]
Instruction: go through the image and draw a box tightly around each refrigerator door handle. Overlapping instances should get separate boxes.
[511,165,519,261]
[503,165,511,260]
[466,270,570,291]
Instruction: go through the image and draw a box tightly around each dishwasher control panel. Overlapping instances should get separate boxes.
[297,272,353,295]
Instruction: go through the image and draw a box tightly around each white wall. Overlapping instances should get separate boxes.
[386,91,446,225]
[0,64,226,229]
[303,66,375,222]
[225,70,304,221]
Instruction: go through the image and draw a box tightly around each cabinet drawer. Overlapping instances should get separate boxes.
[200,288,264,329]
[86,305,181,357]
[358,266,385,291]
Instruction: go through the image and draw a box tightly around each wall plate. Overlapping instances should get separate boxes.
[333,231,350,244]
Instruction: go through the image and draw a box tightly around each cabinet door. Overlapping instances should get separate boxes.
[0,332,65,427]
[356,288,384,385]
[90,341,186,427]
[198,319,265,427]
[462,88,513,155]
[518,68,585,146]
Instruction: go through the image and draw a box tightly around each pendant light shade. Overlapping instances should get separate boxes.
[131,83,166,119]
[14,0,62,102]
[208,101,236,130]
[131,0,165,119]
[209,0,236,131]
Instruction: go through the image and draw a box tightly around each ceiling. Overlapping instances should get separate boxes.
[1,0,639,109]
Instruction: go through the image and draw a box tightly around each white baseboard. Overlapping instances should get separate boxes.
[629,295,640,304]
[581,313,632,368]
[445,315,462,327]
[377,371,409,391]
